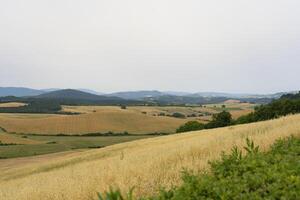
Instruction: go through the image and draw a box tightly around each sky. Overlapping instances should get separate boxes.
[0,0,300,94]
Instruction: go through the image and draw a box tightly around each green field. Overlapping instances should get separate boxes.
[0,133,152,159]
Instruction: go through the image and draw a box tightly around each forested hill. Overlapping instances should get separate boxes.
[280,91,300,100]
[32,89,142,105]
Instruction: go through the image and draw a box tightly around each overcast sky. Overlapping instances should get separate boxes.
[0,0,299,93]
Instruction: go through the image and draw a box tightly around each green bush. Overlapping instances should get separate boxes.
[205,111,232,129]
[171,112,186,119]
[176,121,205,133]
[236,97,300,125]
[97,137,300,200]
[151,137,300,200]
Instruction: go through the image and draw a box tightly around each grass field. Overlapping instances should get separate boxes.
[0,132,152,159]
[0,129,41,145]
[0,103,254,135]
[0,102,27,108]
[0,114,299,200]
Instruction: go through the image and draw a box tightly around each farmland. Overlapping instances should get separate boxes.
[0,102,254,135]
[0,114,299,200]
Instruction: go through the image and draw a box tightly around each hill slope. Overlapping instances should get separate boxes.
[0,87,44,97]
[0,114,299,200]
[34,89,141,105]
[108,90,164,99]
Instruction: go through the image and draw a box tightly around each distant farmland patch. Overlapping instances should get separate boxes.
[0,102,27,108]
[0,103,255,135]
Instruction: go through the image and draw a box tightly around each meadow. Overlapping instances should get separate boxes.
[0,114,299,200]
[0,102,254,135]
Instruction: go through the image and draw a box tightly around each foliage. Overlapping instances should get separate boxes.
[0,100,62,114]
[151,137,300,200]
[176,111,232,133]
[98,187,134,200]
[236,98,300,124]
[205,111,232,128]
[171,112,186,119]
[98,137,300,199]
[176,121,205,133]
[280,91,300,100]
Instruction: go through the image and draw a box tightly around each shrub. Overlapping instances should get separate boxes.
[176,121,205,133]
[98,137,300,200]
[205,111,232,129]
[171,112,185,119]
[158,112,165,116]
[151,137,300,200]
[121,105,127,109]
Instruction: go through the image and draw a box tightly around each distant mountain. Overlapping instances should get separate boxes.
[190,92,293,99]
[143,95,229,105]
[34,89,141,105]
[0,87,44,97]
[163,91,192,96]
[77,89,104,95]
[108,90,164,99]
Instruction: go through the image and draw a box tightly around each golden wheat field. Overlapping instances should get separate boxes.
[0,114,299,200]
[0,104,253,135]
[0,102,27,108]
[0,128,41,144]
[0,107,186,135]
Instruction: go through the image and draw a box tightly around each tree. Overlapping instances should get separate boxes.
[172,112,186,118]
[120,105,127,109]
[176,121,205,133]
[206,111,232,128]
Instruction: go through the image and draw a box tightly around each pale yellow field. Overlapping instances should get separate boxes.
[0,131,41,144]
[0,114,299,200]
[0,127,40,144]
[204,101,255,119]
[0,102,27,108]
[0,104,253,135]
[0,107,187,135]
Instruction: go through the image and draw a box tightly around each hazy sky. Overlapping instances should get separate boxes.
[0,0,300,93]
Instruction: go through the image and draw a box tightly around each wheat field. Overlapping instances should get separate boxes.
[0,114,299,200]
[0,107,186,135]
[0,102,27,108]
[0,104,252,135]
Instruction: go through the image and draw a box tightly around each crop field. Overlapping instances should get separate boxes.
[0,102,27,108]
[0,103,254,135]
[0,128,41,145]
[0,114,299,200]
[0,131,152,158]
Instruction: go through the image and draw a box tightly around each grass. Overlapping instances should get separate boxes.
[0,107,186,135]
[98,137,300,199]
[0,128,41,145]
[0,114,299,200]
[0,104,253,135]
[0,102,27,108]
[0,134,152,159]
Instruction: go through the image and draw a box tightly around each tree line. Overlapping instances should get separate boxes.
[177,92,300,133]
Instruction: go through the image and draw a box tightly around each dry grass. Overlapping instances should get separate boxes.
[0,102,27,108]
[0,107,186,135]
[0,104,253,135]
[0,132,41,145]
[0,114,299,200]
[0,128,41,145]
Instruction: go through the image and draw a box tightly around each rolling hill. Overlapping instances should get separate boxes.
[34,89,142,105]
[108,90,164,99]
[0,114,299,200]
[0,87,44,97]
